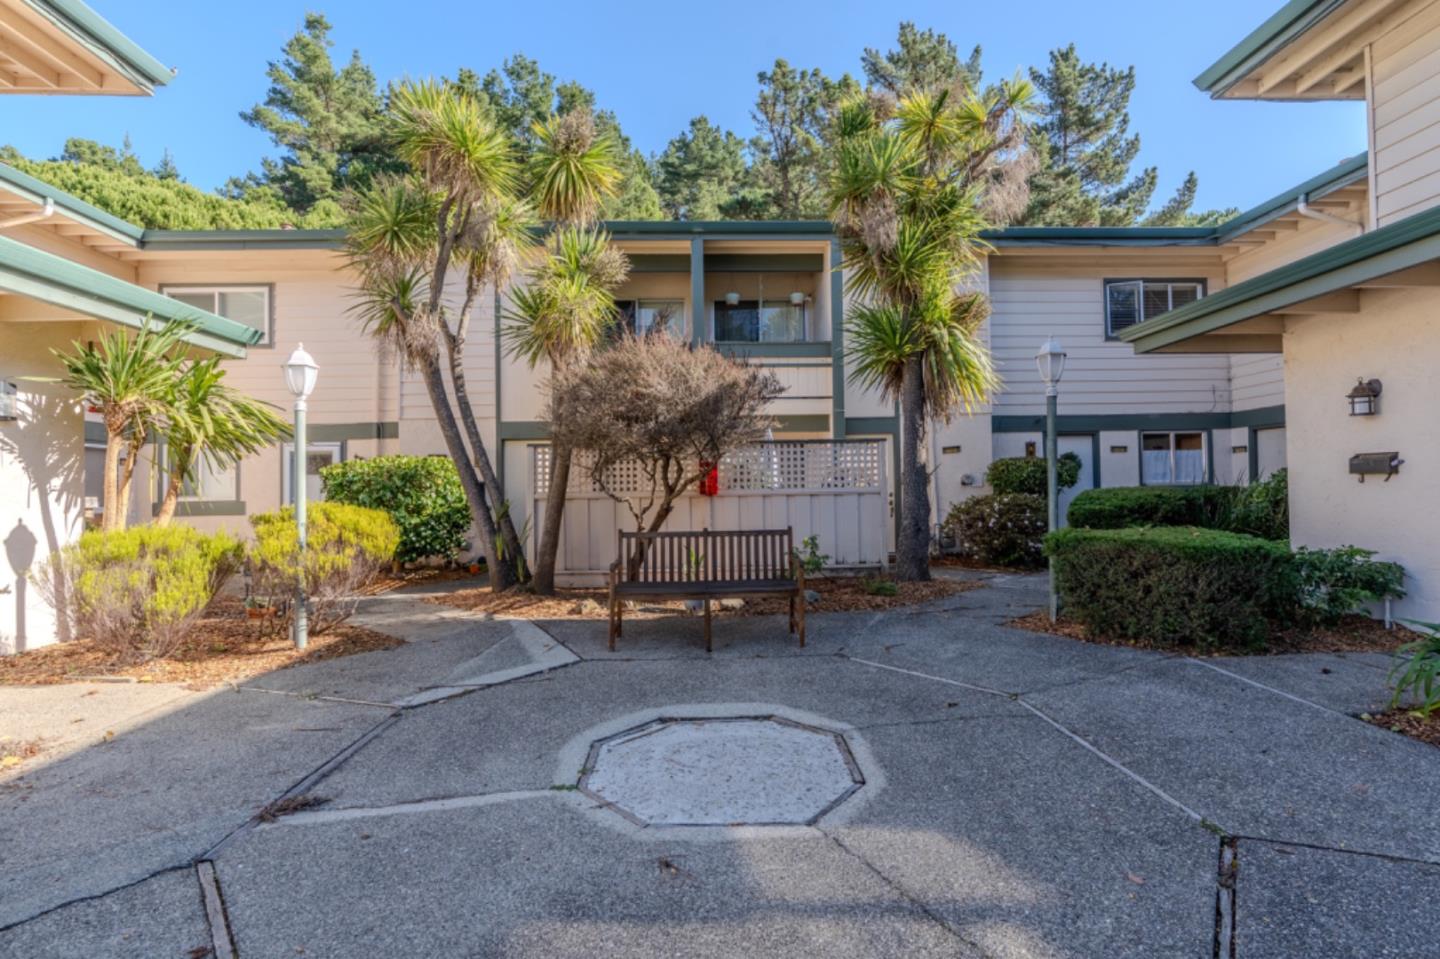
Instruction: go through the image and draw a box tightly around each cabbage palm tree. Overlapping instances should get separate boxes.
[53,319,191,531]
[346,80,525,589]
[154,357,289,526]
[505,108,627,595]
[830,81,1033,580]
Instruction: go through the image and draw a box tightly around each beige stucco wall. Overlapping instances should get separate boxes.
[0,320,88,653]
[1283,286,1440,620]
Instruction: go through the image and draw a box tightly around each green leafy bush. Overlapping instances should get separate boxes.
[1066,485,1234,530]
[1292,545,1405,625]
[1389,621,1440,718]
[986,453,1081,496]
[1218,469,1289,540]
[944,493,1048,569]
[32,525,242,661]
[1045,526,1296,650]
[249,502,400,634]
[320,455,470,564]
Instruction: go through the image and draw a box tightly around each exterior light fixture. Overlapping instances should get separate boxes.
[282,344,319,650]
[1034,337,1067,623]
[1346,377,1382,416]
[789,291,806,306]
[724,292,741,306]
[0,379,16,421]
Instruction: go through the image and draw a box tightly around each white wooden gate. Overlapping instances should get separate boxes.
[531,441,889,584]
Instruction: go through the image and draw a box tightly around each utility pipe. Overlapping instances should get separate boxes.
[1296,193,1363,235]
[0,197,55,229]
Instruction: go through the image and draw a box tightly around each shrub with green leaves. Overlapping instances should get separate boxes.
[32,525,242,661]
[985,453,1081,496]
[1292,545,1405,625]
[944,493,1048,569]
[1223,469,1289,541]
[1389,621,1440,718]
[249,502,400,634]
[1045,526,1296,650]
[320,455,470,563]
[1065,485,1235,530]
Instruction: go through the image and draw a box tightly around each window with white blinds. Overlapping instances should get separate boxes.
[1104,279,1204,337]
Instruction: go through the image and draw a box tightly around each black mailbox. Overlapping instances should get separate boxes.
[1349,452,1402,482]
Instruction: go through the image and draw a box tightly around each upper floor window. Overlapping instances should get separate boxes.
[162,285,272,345]
[1104,279,1204,337]
[614,299,686,339]
[714,299,807,343]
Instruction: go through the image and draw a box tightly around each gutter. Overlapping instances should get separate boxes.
[0,197,54,229]
[1296,194,1363,235]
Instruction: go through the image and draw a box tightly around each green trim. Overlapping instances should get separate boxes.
[0,162,144,245]
[1122,205,1440,353]
[27,0,174,91]
[774,414,829,433]
[627,254,690,273]
[0,235,259,355]
[499,421,549,441]
[993,406,1284,433]
[830,241,846,440]
[690,237,705,347]
[703,254,824,272]
[165,500,247,518]
[843,416,898,435]
[715,342,831,358]
[1215,153,1367,241]
[138,229,346,250]
[1247,427,1260,482]
[307,422,398,443]
[1194,0,1344,96]
[495,287,505,495]
[985,227,1216,247]
[607,220,834,238]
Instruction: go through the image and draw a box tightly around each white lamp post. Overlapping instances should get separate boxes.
[283,343,319,650]
[1035,337,1067,622]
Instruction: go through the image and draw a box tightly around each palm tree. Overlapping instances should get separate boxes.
[829,81,1034,580]
[505,108,627,595]
[154,357,289,526]
[53,320,191,531]
[346,80,526,590]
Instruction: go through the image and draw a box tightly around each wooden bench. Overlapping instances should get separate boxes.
[607,528,805,653]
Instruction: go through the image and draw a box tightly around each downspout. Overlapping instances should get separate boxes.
[1296,193,1363,235]
[0,197,55,229]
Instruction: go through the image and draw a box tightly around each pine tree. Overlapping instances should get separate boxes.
[229,13,393,214]
[152,149,181,181]
[751,59,857,218]
[1022,44,1198,226]
[861,23,982,95]
[654,117,751,220]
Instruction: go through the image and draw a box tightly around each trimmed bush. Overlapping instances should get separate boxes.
[320,455,470,564]
[1221,469,1289,541]
[1045,526,1296,650]
[249,502,400,634]
[1292,545,1405,625]
[1065,485,1234,530]
[32,525,242,661]
[986,453,1081,496]
[944,493,1048,569]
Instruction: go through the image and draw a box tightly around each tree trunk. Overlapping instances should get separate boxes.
[100,430,122,532]
[532,445,572,594]
[154,466,184,527]
[417,354,515,591]
[895,354,932,581]
[113,431,144,532]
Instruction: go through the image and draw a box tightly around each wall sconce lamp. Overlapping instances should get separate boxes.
[0,379,16,421]
[1346,377,1382,416]
[724,291,741,306]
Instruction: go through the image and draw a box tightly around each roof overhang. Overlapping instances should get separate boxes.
[0,235,261,356]
[1195,0,1422,100]
[1120,204,1440,353]
[0,0,173,95]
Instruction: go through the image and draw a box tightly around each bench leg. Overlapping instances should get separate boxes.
[704,599,713,654]
[609,597,620,651]
[796,591,806,648]
[788,595,796,634]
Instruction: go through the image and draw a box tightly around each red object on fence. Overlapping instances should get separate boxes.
[698,461,719,496]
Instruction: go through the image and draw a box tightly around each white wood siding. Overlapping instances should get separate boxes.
[1229,354,1286,411]
[1372,1,1440,225]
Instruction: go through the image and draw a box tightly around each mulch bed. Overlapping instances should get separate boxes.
[0,598,401,688]
[1365,709,1440,749]
[1005,610,1419,657]
[426,574,980,620]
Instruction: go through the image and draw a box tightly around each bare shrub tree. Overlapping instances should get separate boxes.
[547,336,783,576]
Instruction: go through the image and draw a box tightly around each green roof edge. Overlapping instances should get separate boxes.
[1193,0,1346,96]
[1119,203,1440,350]
[1214,151,1368,241]
[28,0,174,89]
[0,161,144,244]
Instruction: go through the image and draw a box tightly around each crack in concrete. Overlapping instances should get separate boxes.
[1228,834,1440,869]
[1184,657,1376,719]
[0,864,194,934]
[259,789,556,827]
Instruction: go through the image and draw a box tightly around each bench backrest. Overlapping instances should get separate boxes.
[616,528,795,584]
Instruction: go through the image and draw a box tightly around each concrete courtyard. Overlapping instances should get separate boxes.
[2,573,1436,958]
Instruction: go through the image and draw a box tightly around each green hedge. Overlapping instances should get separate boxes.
[986,453,1081,496]
[320,455,470,563]
[1045,526,1296,650]
[1065,485,1234,530]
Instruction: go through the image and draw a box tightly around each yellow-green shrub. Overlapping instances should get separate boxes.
[33,525,242,661]
[249,501,399,634]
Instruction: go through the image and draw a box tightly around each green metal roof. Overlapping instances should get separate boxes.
[0,161,145,245]
[0,235,261,357]
[1215,152,1367,241]
[139,229,347,250]
[1194,0,1346,96]
[1120,203,1440,353]
[24,0,174,92]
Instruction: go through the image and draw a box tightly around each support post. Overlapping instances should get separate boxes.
[1045,390,1058,623]
[293,397,309,650]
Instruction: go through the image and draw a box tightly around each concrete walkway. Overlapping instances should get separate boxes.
[1,574,1434,958]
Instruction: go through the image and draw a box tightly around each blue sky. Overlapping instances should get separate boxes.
[9,0,1367,216]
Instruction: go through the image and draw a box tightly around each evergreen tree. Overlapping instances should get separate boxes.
[654,116,751,220]
[1022,44,1197,226]
[750,59,857,218]
[229,13,393,215]
[152,149,181,181]
[861,23,982,95]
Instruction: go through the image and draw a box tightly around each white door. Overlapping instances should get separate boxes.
[1058,435,1095,527]
[1255,428,1286,479]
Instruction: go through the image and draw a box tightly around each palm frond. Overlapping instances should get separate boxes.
[529,110,623,229]
[390,79,517,202]
[843,303,916,404]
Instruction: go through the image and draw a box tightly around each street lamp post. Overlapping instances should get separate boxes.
[1035,338,1067,622]
[283,344,319,650]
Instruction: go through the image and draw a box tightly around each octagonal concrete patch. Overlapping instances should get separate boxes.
[579,716,864,826]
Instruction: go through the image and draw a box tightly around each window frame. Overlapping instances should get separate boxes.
[1138,430,1210,486]
[160,283,275,347]
[1103,278,1206,339]
[713,298,810,344]
[282,441,344,505]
